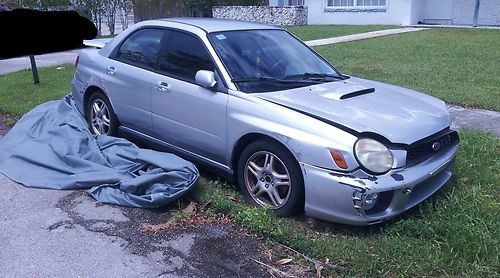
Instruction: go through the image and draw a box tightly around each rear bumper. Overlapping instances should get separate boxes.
[303,144,458,225]
[71,78,85,115]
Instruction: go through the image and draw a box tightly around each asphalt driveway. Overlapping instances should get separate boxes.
[0,173,270,277]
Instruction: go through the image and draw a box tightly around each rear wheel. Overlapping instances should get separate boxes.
[87,92,118,136]
[237,140,304,216]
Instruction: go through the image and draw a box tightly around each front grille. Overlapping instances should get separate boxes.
[406,130,459,165]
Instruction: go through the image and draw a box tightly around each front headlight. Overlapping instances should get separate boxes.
[354,138,394,174]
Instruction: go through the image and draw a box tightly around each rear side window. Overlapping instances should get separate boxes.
[115,28,164,69]
[158,30,214,82]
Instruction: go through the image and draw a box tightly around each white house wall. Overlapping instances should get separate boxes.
[410,0,426,25]
[447,0,499,26]
[451,0,477,24]
[305,0,423,25]
[476,0,500,25]
[269,0,498,26]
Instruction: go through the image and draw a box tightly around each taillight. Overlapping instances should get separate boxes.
[75,55,79,67]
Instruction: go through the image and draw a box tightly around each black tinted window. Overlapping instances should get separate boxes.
[116,28,164,69]
[158,30,214,81]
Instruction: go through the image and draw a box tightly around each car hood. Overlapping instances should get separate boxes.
[255,77,451,145]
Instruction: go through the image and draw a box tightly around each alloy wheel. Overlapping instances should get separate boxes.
[90,99,111,135]
[244,151,291,209]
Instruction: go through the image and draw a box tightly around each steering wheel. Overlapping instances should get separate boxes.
[270,59,288,79]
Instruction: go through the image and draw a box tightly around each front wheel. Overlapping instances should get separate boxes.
[237,140,304,216]
[87,92,118,136]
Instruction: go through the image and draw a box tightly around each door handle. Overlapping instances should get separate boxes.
[107,66,115,75]
[155,81,170,92]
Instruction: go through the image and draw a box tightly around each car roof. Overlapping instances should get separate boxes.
[157,17,281,33]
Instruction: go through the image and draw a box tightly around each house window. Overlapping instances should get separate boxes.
[290,0,305,5]
[278,0,305,6]
[357,0,386,6]
[327,0,386,7]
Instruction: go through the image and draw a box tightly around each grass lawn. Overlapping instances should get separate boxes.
[287,25,398,41]
[0,39,498,276]
[314,28,500,111]
[0,64,74,122]
[197,130,499,277]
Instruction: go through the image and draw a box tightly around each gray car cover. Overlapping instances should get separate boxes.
[0,95,199,208]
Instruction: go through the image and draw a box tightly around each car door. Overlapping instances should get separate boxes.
[103,28,165,135]
[150,29,228,164]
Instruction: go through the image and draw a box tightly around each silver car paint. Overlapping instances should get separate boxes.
[149,70,229,164]
[72,18,458,225]
[255,77,451,145]
[104,59,156,134]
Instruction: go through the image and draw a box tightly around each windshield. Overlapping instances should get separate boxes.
[208,30,343,93]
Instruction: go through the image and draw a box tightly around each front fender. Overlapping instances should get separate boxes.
[226,90,359,172]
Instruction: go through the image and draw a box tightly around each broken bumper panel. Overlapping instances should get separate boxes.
[71,78,86,114]
[303,144,458,225]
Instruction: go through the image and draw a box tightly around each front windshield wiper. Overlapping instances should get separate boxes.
[232,76,321,84]
[285,72,344,81]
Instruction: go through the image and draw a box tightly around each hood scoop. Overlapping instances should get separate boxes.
[316,84,376,101]
[339,88,375,100]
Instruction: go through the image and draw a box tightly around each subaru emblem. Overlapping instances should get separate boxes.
[432,142,441,151]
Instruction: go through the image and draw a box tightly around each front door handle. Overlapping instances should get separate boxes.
[107,66,115,75]
[155,81,170,92]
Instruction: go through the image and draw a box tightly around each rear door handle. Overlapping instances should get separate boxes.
[107,66,115,75]
[155,81,170,92]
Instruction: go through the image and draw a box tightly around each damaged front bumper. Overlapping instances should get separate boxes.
[302,144,458,225]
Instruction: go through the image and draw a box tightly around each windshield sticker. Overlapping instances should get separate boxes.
[215,34,227,40]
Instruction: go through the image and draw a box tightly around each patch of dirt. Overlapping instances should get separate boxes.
[54,191,290,277]
[0,113,12,137]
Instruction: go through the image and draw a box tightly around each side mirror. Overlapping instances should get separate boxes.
[195,70,217,89]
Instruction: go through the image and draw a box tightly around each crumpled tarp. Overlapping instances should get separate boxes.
[0,95,199,208]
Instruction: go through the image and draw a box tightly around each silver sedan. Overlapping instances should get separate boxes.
[71,18,459,225]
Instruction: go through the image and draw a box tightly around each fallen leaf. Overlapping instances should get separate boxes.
[229,196,238,202]
[183,201,197,215]
[459,177,470,183]
[264,249,273,261]
[315,262,324,278]
[140,219,174,233]
[200,200,212,211]
[275,258,293,266]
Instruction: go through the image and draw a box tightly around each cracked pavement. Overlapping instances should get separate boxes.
[0,174,270,277]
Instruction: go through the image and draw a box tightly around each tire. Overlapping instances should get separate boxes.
[237,140,305,216]
[86,92,118,136]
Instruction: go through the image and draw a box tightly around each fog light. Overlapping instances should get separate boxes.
[363,193,379,210]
